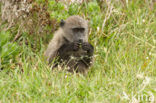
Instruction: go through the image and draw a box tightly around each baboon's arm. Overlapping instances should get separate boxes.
[58,43,75,60]
[74,43,94,74]
[81,42,94,66]
[58,42,94,65]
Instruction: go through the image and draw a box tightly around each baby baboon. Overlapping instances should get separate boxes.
[44,15,94,73]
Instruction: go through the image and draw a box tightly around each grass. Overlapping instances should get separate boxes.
[0,0,156,102]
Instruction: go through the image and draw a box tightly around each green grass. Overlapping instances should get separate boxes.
[0,0,156,102]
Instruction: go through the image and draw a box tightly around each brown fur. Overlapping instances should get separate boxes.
[44,15,94,74]
[44,15,88,63]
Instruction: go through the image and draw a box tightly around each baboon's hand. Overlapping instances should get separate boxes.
[72,41,80,51]
[82,42,94,54]
[60,41,80,52]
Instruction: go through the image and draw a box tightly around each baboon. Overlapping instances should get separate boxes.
[44,15,94,73]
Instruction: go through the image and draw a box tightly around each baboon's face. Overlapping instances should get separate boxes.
[60,16,88,43]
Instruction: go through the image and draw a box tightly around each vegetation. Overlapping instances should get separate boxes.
[0,31,19,69]
[0,0,155,102]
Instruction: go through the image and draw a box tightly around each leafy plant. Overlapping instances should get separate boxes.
[0,31,20,68]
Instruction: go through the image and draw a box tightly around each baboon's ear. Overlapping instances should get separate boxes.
[60,19,65,27]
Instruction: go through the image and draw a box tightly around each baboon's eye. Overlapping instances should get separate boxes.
[79,28,85,32]
[73,28,85,33]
